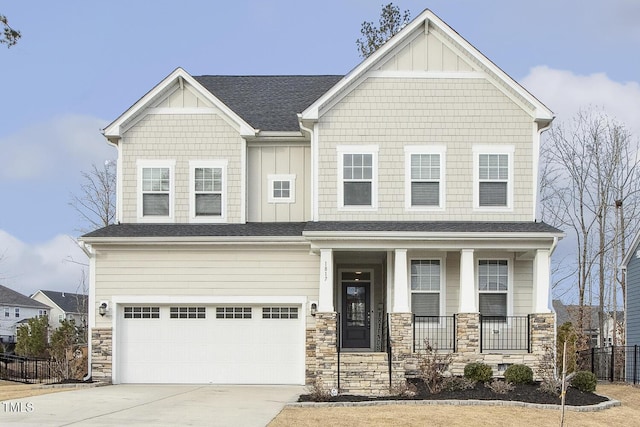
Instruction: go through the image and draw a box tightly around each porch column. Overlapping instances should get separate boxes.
[532,249,551,313]
[318,249,334,312]
[392,249,409,312]
[459,249,477,312]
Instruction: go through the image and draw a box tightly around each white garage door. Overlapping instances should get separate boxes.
[116,304,304,384]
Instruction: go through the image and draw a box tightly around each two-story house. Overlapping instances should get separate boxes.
[80,9,562,393]
[0,285,51,345]
[30,290,88,334]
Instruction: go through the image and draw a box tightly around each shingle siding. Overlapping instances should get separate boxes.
[627,248,640,347]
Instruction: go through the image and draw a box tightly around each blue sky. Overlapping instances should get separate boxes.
[1,0,639,296]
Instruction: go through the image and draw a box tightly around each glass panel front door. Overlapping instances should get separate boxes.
[341,272,371,348]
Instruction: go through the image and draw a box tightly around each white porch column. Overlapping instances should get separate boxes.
[459,249,477,312]
[318,249,334,312]
[533,249,552,313]
[392,249,410,312]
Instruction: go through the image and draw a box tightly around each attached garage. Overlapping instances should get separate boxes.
[114,301,305,384]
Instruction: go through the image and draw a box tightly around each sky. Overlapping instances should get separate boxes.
[1,0,639,298]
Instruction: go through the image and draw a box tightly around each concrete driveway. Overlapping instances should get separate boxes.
[0,384,304,426]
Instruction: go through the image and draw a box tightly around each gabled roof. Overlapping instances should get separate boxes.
[194,76,342,131]
[0,285,50,309]
[301,8,554,125]
[32,290,87,314]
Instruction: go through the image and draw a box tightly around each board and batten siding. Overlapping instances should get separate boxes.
[120,113,244,223]
[247,144,311,222]
[627,248,640,347]
[316,77,535,222]
[93,244,319,328]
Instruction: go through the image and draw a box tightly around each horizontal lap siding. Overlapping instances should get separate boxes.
[94,245,319,328]
[627,249,640,346]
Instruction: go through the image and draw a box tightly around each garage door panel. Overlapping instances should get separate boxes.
[117,305,304,384]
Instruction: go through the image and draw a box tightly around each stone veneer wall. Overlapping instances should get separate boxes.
[305,327,316,384]
[314,312,338,390]
[91,328,112,383]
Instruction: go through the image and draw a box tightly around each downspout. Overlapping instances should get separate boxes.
[534,118,554,220]
[78,241,95,382]
[298,116,316,221]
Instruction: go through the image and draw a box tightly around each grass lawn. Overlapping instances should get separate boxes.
[269,383,640,427]
[0,380,72,401]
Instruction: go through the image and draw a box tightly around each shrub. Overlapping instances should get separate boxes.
[417,340,453,394]
[389,380,417,397]
[571,371,597,393]
[305,377,332,401]
[464,362,493,382]
[537,344,561,396]
[485,378,515,394]
[441,376,476,392]
[504,364,533,384]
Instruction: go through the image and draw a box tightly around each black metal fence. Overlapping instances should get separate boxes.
[413,315,456,352]
[480,315,530,352]
[0,353,59,384]
[578,345,640,383]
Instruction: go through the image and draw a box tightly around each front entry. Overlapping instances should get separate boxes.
[341,271,371,348]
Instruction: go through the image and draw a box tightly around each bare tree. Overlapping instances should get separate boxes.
[541,108,640,346]
[69,160,116,233]
[1,14,21,48]
[356,3,411,58]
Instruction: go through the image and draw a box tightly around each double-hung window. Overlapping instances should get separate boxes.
[411,260,442,319]
[189,160,227,222]
[478,260,509,320]
[337,146,378,209]
[138,160,175,221]
[405,146,446,210]
[473,146,513,209]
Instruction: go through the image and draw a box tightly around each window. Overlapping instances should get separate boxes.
[411,260,441,318]
[189,160,227,222]
[14,308,19,318]
[138,160,175,221]
[337,146,378,209]
[405,146,446,210]
[267,174,296,203]
[124,306,160,319]
[216,307,252,319]
[478,260,508,319]
[58,314,63,323]
[4,308,9,318]
[262,307,298,319]
[473,146,513,209]
[170,307,206,319]
[38,309,47,317]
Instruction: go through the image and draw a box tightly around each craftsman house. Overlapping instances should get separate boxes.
[80,9,562,394]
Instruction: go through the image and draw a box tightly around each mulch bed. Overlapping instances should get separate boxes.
[298,379,610,406]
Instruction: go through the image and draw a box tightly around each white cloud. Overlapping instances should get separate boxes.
[0,230,88,297]
[521,66,640,137]
[0,114,114,181]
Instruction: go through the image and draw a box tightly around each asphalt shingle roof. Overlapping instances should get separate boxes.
[0,285,51,309]
[193,75,343,131]
[82,221,562,239]
[37,290,87,314]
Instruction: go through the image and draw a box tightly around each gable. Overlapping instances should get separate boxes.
[152,82,214,109]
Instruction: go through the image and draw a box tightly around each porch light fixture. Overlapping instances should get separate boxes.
[310,302,317,317]
[99,302,108,317]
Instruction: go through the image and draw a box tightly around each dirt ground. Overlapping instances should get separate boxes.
[0,380,72,401]
[269,383,640,427]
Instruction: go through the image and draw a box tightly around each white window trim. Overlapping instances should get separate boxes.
[472,145,514,212]
[475,257,513,318]
[189,160,228,223]
[337,145,379,211]
[404,145,447,211]
[267,174,296,204]
[409,256,446,320]
[137,159,176,223]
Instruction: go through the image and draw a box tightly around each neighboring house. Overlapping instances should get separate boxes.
[553,299,624,348]
[623,231,640,381]
[30,290,88,332]
[79,9,563,393]
[0,285,51,344]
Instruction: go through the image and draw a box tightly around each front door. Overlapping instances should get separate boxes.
[341,271,371,348]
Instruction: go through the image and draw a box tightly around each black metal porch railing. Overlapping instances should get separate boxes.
[577,345,640,383]
[480,315,530,352]
[413,315,456,352]
[0,353,59,384]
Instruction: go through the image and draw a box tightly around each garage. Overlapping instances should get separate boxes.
[115,304,305,384]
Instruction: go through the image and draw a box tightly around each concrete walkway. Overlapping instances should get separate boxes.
[0,384,304,426]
